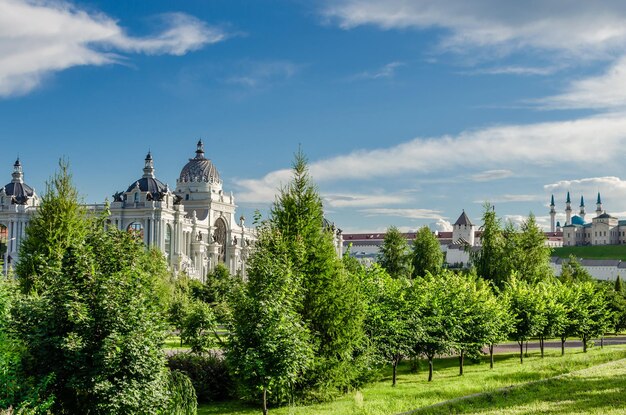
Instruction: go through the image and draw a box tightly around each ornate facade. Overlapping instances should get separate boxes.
[1,141,255,280]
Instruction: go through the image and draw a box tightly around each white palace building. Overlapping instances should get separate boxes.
[0,140,255,280]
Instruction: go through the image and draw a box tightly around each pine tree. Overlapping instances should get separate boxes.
[269,149,366,397]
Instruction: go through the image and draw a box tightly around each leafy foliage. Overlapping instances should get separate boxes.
[181,300,217,354]
[377,226,413,279]
[411,226,443,278]
[165,370,198,415]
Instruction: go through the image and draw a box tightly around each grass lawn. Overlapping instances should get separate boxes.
[552,244,626,260]
[163,335,189,350]
[198,345,626,415]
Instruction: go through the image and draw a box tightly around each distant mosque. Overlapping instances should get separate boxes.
[551,192,626,246]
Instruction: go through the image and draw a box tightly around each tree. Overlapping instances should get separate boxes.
[573,281,611,352]
[535,279,567,358]
[410,271,462,381]
[10,162,175,414]
[513,214,553,282]
[269,149,367,396]
[485,291,514,369]
[471,204,507,287]
[411,226,443,278]
[616,275,624,294]
[358,265,415,386]
[503,276,546,363]
[181,300,218,354]
[378,226,413,279]
[560,255,593,283]
[554,282,579,356]
[227,227,312,414]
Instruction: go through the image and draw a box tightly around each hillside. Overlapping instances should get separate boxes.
[552,245,626,261]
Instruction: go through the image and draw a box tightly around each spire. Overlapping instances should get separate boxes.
[195,139,206,159]
[597,192,602,204]
[550,194,555,206]
[11,157,23,183]
[580,195,585,207]
[143,151,155,178]
[566,191,571,204]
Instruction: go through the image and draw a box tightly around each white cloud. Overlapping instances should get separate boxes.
[428,218,453,232]
[225,60,301,88]
[470,169,513,182]
[471,66,559,76]
[473,194,543,204]
[323,192,409,207]
[0,0,225,97]
[351,61,404,80]
[544,177,626,206]
[322,0,626,58]
[538,56,626,110]
[359,208,444,220]
[235,113,626,202]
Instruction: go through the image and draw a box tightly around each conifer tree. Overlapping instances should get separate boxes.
[269,149,366,396]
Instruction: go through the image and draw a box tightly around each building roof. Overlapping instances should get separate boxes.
[178,140,222,185]
[454,210,473,226]
[2,159,35,205]
[596,212,616,219]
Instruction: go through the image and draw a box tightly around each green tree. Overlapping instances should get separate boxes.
[410,271,462,381]
[535,279,567,358]
[269,150,366,396]
[10,162,175,414]
[359,265,415,386]
[560,255,593,283]
[228,227,312,414]
[471,204,506,287]
[485,291,514,369]
[378,226,413,279]
[554,282,579,356]
[411,226,443,278]
[181,300,218,354]
[513,214,553,282]
[573,281,612,352]
[503,276,546,363]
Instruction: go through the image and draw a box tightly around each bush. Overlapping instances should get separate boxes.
[166,370,197,415]
[167,352,233,403]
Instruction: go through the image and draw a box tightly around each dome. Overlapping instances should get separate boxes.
[178,140,221,185]
[125,152,170,200]
[571,215,585,226]
[2,159,35,205]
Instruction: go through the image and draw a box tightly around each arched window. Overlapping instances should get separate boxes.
[164,224,172,260]
[127,222,144,239]
[134,192,139,203]
[214,218,227,262]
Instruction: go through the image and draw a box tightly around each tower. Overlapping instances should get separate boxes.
[596,192,603,216]
[452,210,475,246]
[579,195,585,223]
[565,191,572,226]
[549,194,556,232]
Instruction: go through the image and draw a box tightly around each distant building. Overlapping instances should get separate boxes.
[0,141,256,279]
[556,192,626,246]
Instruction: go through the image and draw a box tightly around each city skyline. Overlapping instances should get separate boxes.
[4,1,626,232]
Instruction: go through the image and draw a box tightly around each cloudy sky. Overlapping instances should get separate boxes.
[3,0,626,232]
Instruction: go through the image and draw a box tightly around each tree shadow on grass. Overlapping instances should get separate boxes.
[414,364,626,414]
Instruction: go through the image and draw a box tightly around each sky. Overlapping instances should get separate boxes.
[4,1,626,233]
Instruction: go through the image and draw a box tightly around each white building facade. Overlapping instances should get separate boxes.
[1,141,255,280]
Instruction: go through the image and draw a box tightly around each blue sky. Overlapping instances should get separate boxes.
[4,0,626,232]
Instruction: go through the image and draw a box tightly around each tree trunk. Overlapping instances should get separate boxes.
[263,387,268,415]
[525,340,528,357]
[583,335,588,353]
[392,356,399,387]
[489,344,494,369]
[601,336,604,349]
[540,336,544,358]
[519,341,524,364]
[459,350,464,376]
[561,337,565,356]
[428,356,434,382]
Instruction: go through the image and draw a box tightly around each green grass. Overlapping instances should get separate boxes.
[197,345,626,415]
[163,335,189,350]
[552,244,626,260]
[422,358,626,414]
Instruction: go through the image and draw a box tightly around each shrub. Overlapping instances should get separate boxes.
[166,370,197,415]
[167,352,233,403]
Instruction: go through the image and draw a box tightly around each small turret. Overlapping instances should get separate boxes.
[549,194,556,232]
[143,151,155,178]
[565,191,572,225]
[579,195,585,222]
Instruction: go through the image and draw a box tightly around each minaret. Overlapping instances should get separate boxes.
[12,158,24,183]
[596,192,603,217]
[549,194,556,232]
[143,151,155,178]
[195,139,206,159]
[565,191,572,225]
[579,195,585,223]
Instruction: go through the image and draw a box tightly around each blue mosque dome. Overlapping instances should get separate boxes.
[571,215,585,226]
